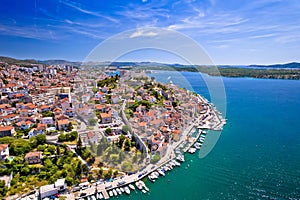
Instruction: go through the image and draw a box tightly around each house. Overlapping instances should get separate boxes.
[111,95,119,104]
[25,151,42,164]
[56,119,69,130]
[39,105,50,113]
[15,120,33,130]
[55,178,66,192]
[0,126,15,137]
[0,144,9,160]
[81,94,90,103]
[65,108,75,117]
[100,113,112,124]
[39,184,58,199]
[87,131,98,144]
[42,117,54,125]
[28,128,45,138]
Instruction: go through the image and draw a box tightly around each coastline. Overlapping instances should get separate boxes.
[73,71,226,200]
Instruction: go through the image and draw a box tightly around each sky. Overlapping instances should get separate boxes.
[1,0,300,65]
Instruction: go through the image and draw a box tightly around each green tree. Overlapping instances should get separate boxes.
[89,118,97,126]
[0,180,8,198]
[36,134,46,145]
[104,128,112,136]
[118,135,126,148]
[124,139,131,151]
[121,125,130,134]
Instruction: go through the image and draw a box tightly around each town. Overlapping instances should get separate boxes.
[0,62,225,200]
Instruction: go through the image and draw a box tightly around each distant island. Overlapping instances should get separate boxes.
[1,56,300,80]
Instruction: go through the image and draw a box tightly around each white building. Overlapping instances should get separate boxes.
[41,117,54,125]
[0,144,9,160]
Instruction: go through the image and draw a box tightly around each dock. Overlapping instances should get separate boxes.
[102,189,109,199]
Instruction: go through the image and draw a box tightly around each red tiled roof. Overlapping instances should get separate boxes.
[25,151,42,158]
[0,144,8,151]
[0,126,14,131]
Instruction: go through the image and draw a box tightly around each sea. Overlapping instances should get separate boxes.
[117,71,300,200]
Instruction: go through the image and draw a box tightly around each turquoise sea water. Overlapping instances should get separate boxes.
[117,71,300,200]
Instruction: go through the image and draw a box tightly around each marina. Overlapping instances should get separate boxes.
[76,126,213,200]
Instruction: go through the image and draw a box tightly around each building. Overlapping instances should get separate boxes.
[55,178,66,192]
[39,178,66,199]
[39,184,58,199]
[100,113,112,124]
[0,126,15,137]
[25,151,42,164]
[42,117,54,125]
[56,119,69,131]
[0,144,9,160]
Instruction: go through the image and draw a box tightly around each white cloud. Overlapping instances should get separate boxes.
[129,29,158,38]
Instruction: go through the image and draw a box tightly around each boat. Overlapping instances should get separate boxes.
[120,187,125,193]
[194,143,201,149]
[124,186,131,194]
[173,160,181,166]
[151,172,158,179]
[129,184,135,190]
[144,186,150,192]
[153,171,160,177]
[158,169,165,176]
[176,154,185,162]
[87,196,90,200]
[135,181,143,190]
[96,193,99,199]
[116,188,122,195]
[188,148,196,154]
[142,189,147,193]
[99,193,103,199]
[148,175,156,182]
[113,189,117,196]
[109,191,113,197]
[91,195,96,200]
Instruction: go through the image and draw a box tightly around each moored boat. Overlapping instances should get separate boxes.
[124,186,131,194]
[129,184,135,190]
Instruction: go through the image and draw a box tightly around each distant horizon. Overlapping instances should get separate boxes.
[1,54,299,66]
[1,1,300,65]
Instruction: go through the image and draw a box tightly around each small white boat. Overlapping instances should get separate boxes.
[91,195,96,200]
[109,191,113,197]
[125,186,131,194]
[148,175,155,182]
[135,182,143,190]
[173,160,181,166]
[99,193,103,199]
[142,189,147,193]
[129,184,135,190]
[153,171,160,177]
[151,172,158,179]
[157,170,165,176]
[120,187,125,193]
[144,186,149,192]
[188,148,196,154]
[96,193,99,199]
[113,189,117,196]
[116,188,122,195]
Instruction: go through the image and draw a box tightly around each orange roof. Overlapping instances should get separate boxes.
[0,104,11,109]
[0,144,8,151]
[0,126,14,131]
[100,113,111,118]
[95,104,104,110]
[1,114,17,119]
[39,105,50,109]
[57,119,69,125]
[25,151,42,158]
[139,122,147,127]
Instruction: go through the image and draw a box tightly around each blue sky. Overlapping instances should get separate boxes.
[0,0,300,65]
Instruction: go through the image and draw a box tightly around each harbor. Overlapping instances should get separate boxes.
[75,124,217,200]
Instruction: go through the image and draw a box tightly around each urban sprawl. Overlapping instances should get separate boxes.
[0,62,225,200]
